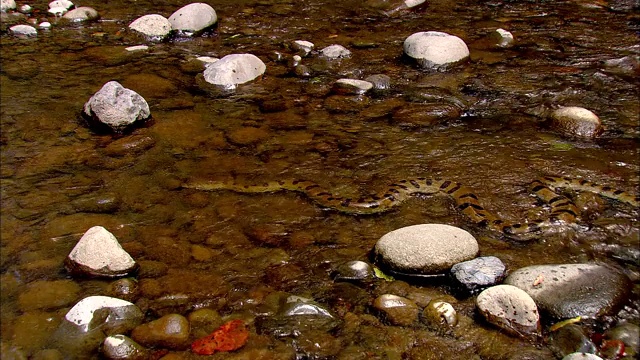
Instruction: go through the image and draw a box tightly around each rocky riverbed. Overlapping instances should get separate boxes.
[1,0,639,359]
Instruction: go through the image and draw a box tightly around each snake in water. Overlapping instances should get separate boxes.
[182,176,638,240]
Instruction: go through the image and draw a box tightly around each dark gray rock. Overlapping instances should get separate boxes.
[504,263,631,319]
[451,256,506,293]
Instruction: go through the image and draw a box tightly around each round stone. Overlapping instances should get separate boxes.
[374,224,478,274]
[373,294,420,326]
[550,106,603,139]
[476,284,541,338]
[168,2,217,35]
[422,299,458,330]
[364,74,391,90]
[9,24,37,37]
[48,0,73,9]
[1,0,16,12]
[130,314,191,350]
[491,28,514,48]
[202,53,266,89]
[320,44,351,59]
[62,7,99,22]
[65,226,138,278]
[291,40,314,56]
[129,14,172,40]
[102,335,149,360]
[504,263,631,319]
[83,81,150,132]
[562,353,604,360]
[403,31,470,69]
[333,79,373,95]
[17,280,81,311]
[332,260,375,282]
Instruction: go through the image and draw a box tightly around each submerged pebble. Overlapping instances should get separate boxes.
[373,294,420,326]
[332,260,375,282]
[549,106,603,139]
[102,335,149,360]
[130,313,191,350]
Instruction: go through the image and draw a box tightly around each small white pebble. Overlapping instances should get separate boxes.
[19,4,32,13]
[39,21,52,29]
[125,45,149,52]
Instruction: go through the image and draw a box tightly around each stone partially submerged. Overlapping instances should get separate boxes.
[201,53,266,92]
[168,2,217,36]
[83,81,150,132]
[403,31,470,70]
[129,14,172,40]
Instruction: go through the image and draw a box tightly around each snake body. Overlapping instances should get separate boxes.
[183,176,638,240]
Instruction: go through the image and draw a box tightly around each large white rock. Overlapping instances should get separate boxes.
[64,296,143,333]
[49,0,73,9]
[9,24,37,37]
[203,53,266,89]
[476,284,541,338]
[129,14,172,40]
[403,31,470,69]
[168,2,217,35]
[62,6,99,22]
[320,44,351,59]
[1,0,16,11]
[65,226,138,277]
[83,81,150,132]
[374,224,478,274]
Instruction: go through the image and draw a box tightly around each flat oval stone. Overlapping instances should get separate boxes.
[168,2,217,35]
[333,79,373,95]
[504,263,631,319]
[62,7,99,22]
[476,284,541,338]
[374,224,478,274]
[203,53,266,89]
[129,14,172,40]
[291,40,314,56]
[65,226,138,278]
[9,24,37,37]
[130,313,191,350]
[403,31,470,69]
[550,106,603,139]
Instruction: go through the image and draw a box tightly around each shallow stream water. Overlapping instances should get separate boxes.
[1,0,639,358]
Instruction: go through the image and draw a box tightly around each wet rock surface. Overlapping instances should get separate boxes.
[549,106,603,139]
[504,263,631,319]
[476,284,541,338]
[168,2,217,35]
[83,81,151,132]
[403,31,470,69]
[450,256,506,293]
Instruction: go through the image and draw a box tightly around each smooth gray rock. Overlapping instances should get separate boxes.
[476,284,541,338]
[374,224,478,274]
[129,14,172,40]
[168,2,217,35]
[451,256,505,293]
[291,40,314,56]
[504,263,631,319]
[364,74,391,90]
[62,6,99,22]
[65,226,138,278]
[83,81,150,132]
[202,53,266,89]
[9,24,36,37]
[320,44,351,59]
[403,31,469,69]
[549,106,603,139]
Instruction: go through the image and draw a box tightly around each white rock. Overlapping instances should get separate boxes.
[19,4,31,13]
[403,31,470,69]
[168,2,217,35]
[83,81,150,132]
[196,56,219,63]
[125,45,149,52]
[333,78,374,95]
[62,6,98,22]
[39,22,52,29]
[65,296,143,332]
[550,106,603,139]
[49,0,73,9]
[292,40,314,56]
[103,335,148,359]
[65,226,137,277]
[1,0,16,12]
[9,24,37,37]
[129,14,172,39]
[493,28,514,48]
[320,44,351,59]
[203,53,266,89]
[374,224,478,274]
[48,6,67,15]
[476,284,540,337]
[404,0,426,7]
[562,353,604,360]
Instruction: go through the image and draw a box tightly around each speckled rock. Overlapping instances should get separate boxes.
[168,2,217,35]
[202,53,266,90]
[373,294,420,326]
[450,256,506,293]
[1,0,16,12]
[504,263,631,319]
[9,24,37,37]
[65,226,138,278]
[549,106,603,139]
[403,31,470,69]
[320,44,351,59]
[83,81,151,132]
[130,313,191,350]
[374,224,478,274]
[62,7,99,22]
[102,335,149,360]
[476,284,541,338]
[562,353,603,360]
[129,14,172,40]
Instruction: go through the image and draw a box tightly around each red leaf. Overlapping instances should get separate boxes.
[191,319,249,355]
